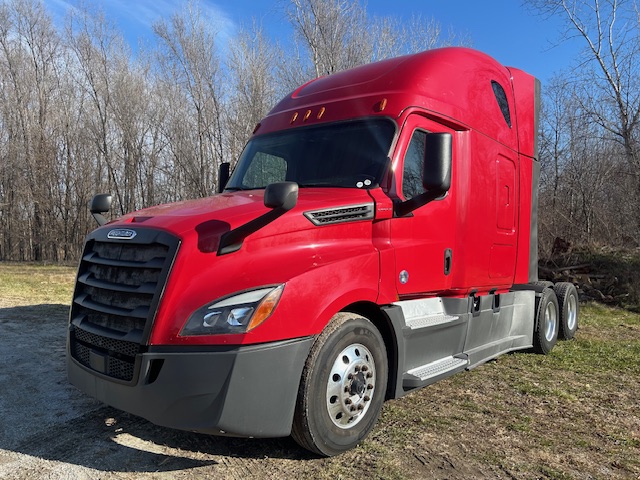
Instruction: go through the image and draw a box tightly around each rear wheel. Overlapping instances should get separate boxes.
[533,287,559,354]
[291,312,388,456]
[554,282,579,340]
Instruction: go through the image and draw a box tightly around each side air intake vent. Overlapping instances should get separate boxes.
[304,204,374,226]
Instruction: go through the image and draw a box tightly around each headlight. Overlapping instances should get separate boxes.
[181,285,284,336]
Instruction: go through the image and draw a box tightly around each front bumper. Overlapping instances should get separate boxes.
[67,336,314,437]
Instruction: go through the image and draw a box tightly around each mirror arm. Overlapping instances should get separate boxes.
[394,189,444,217]
[217,182,298,255]
[92,213,109,227]
[218,208,287,255]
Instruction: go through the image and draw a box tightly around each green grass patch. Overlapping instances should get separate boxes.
[507,415,532,433]
[538,465,574,480]
[0,262,76,305]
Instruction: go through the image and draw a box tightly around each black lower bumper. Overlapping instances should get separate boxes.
[67,336,314,438]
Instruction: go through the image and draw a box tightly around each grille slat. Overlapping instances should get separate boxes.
[74,293,150,319]
[82,251,166,269]
[69,229,179,383]
[77,271,157,294]
[304,204,374,226]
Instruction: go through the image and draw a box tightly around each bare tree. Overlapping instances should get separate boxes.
[153,2,225,198]
[0,0,62,260]
[528,0,640,246]
[372,14,470,59]
[280,0,467,93]
[0,0,475,262]
[226,22,279,164]
[66,6,129,215]
[284,0,373,78]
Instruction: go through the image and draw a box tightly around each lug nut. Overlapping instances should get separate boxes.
[361,366,368,372]
[345,398,352,405]
[350,406,356,412]
[364,396,370,402]
[366,372,373,378]
[347,374,353,380]
[367,384,374,390]
[357,404,364,410]
[354,366,361,372]
[344,386,349,393]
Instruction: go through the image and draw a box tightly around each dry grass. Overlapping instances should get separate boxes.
[0,264,638,479]
[0,262,76,307]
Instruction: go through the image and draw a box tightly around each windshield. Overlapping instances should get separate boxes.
[226,119,395,190]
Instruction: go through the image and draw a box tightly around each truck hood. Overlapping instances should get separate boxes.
[110,188,376,240]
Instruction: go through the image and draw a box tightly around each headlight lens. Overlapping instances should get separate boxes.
[181,285,284,336]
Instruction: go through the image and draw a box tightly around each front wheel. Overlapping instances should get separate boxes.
[291,313,388,456]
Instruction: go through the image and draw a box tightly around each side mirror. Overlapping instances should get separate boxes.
[264,182,298,210]
[395,132,452,217]
[423,133,452,192]
[89,194,112,226]
[217,162,230,193]
[218,182,299,255]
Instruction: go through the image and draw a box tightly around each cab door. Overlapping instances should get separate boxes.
[390,114,457,297]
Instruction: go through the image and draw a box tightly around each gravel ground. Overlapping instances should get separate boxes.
[0,301,498,479]
[0,303,306,479]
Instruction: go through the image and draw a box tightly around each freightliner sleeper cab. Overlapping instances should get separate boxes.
[67,47,580,456]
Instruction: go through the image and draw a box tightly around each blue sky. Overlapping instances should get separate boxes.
[43,0,582,86]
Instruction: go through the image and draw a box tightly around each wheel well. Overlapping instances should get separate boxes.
[343,302,398,400]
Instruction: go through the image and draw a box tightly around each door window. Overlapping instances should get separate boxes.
[402,130,427,200]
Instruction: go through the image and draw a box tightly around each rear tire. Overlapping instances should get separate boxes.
[554,282,579,340]
[533,287,559,354]
[291,313,388,456]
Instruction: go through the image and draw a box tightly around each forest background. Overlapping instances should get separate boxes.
[0,0,638,263]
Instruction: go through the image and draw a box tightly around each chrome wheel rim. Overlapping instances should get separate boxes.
[567,294,578,331]
[545,301,558,342]
[326,343,376,429]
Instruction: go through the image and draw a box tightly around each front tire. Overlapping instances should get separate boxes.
[291,313,388,456]
[533,287,559,354]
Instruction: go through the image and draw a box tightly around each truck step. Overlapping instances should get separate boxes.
[403,356,468,388]
[405,313,460,331]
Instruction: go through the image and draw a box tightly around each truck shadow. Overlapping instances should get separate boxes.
[0,304,313,475]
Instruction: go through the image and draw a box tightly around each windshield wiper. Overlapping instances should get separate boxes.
[224,186,259,191]
[297,183,339,188]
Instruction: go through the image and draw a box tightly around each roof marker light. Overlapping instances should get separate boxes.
[379,98,387,112]
[317,107,325,119]
[303,110,312,121]
[290,112,298,124]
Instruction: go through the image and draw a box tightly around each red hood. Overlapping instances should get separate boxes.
[109,188,376,238]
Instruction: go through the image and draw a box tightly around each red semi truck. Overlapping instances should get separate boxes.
[67,47,579,456]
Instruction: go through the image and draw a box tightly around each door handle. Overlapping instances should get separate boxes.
[444,248,452,275]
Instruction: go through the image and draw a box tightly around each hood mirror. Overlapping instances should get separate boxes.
[218,182,299,255]
[89,194,112,226]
